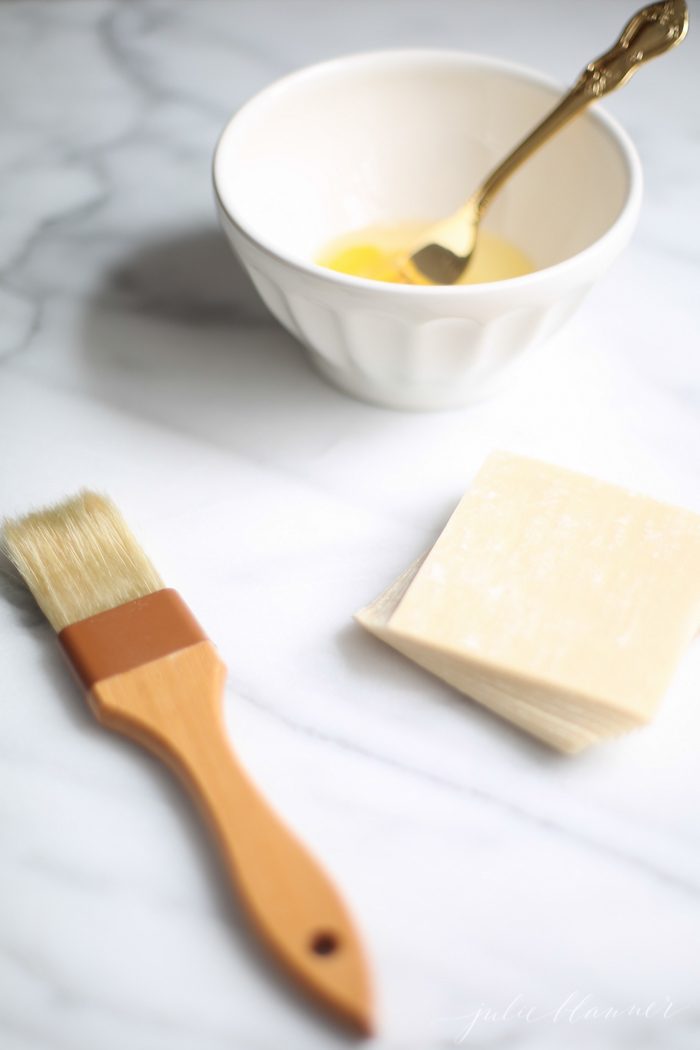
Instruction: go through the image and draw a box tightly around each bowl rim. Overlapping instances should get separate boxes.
[212,48,643,297]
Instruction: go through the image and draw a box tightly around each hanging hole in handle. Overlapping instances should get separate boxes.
[310,929,340,956]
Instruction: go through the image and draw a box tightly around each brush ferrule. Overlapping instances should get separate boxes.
[58,589,208,690]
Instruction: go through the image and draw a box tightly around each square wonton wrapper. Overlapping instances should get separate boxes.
[356,452,700,753]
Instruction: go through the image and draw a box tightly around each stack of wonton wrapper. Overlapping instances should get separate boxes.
[356,452,700,753]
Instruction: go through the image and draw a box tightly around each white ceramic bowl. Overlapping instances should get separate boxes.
[214,50,642,410]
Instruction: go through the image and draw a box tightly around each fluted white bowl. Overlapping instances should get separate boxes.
[213,50,641,410]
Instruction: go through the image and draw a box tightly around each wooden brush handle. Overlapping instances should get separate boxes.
[87,641,373,1034]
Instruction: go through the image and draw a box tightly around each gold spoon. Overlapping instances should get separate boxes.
[400,0,688,286]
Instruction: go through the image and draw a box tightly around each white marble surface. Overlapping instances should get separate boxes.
[1,2,700,1048]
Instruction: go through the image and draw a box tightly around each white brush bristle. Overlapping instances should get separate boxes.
[2,492,163,631]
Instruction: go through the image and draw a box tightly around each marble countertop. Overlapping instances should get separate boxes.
[1,2,700,1048]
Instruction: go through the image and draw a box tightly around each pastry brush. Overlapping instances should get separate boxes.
[2,492,374,1035]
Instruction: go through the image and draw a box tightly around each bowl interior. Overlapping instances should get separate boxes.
[216,52,634,273]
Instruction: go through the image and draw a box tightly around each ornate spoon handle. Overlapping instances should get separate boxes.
[475,0,688,213]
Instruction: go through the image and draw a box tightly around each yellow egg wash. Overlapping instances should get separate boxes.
[318,222,534,285]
